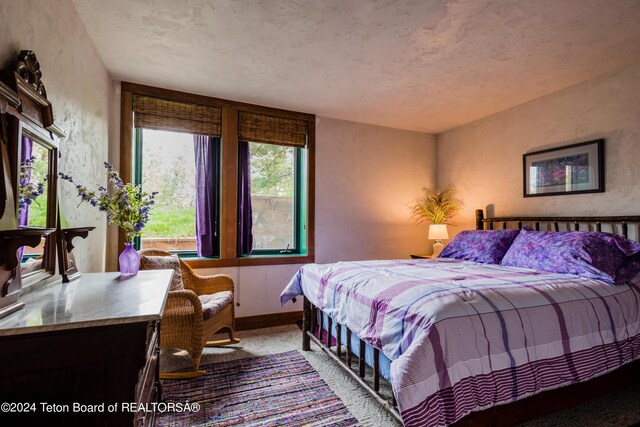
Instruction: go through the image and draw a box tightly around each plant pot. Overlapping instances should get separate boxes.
[119,242,140,276]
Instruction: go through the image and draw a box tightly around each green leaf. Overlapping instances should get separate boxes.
[409,187,462,225]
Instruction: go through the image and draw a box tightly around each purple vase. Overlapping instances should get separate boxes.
[119,242,140,276]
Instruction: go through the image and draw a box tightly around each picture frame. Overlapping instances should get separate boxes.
[523,139,604,197]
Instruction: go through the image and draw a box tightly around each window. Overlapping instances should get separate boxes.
[121,83,315,267]
[237,111,309,257]
[130,94,222,257]
[248,141,303,254]
[134,129,198,253]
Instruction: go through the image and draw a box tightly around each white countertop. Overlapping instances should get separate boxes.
[0,270,173,337]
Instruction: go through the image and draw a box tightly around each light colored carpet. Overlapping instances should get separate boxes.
[160,325,640,427]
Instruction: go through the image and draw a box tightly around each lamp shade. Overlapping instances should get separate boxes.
[428,224,449,240]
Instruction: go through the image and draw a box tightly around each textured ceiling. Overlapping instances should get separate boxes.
[72,0,640,133]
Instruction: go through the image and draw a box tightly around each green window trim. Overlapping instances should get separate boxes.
[244,146,306,256]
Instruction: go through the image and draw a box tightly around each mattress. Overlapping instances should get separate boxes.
[281,258,640,427]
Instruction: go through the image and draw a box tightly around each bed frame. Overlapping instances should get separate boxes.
[302,209,640,426]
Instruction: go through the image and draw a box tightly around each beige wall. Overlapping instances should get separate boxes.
[438,63,640,234]
[315,117,436,263]
[0,0,111,272]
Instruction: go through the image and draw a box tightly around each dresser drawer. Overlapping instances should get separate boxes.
[145,320,159,362]
[135,385,158,427]
[135,319,160,425]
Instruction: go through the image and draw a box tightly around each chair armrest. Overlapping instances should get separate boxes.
[164,290,203,324]
[161,290,204,357]
[183,268,234,296]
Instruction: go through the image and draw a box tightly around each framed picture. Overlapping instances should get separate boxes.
[523,139,604,197]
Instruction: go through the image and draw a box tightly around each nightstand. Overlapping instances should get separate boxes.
[410,254,434,259]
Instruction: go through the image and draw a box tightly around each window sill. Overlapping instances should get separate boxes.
[183,254,314,269]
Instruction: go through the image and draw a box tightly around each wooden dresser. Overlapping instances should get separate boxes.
[0,270,172,426]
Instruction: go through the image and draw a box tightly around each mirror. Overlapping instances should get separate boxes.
[19,136,49,229]
[14,121,58,284]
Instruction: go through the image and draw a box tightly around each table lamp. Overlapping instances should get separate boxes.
[428,224,448,256]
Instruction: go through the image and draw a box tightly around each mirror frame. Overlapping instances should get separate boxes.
[1,50,62,289]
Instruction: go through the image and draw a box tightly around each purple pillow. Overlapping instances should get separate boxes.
[501,227,640,284]
[438,229,520,264]
[616,253,640,285]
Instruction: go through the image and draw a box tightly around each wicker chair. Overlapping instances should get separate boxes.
[139,249,239,378]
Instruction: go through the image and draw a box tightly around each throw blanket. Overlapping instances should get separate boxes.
[280,258,640,427]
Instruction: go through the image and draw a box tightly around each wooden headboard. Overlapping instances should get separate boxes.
[475,209,640,240]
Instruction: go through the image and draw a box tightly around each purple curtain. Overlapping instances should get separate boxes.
[237,140,253,255]
[193,135,220,257]
[18,136,33,227]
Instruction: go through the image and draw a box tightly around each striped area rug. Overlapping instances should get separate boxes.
[155,350,361,426]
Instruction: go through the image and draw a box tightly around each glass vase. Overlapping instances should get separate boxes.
[119,242,140,276]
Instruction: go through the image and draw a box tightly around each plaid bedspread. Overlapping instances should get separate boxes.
[280,258,640,427]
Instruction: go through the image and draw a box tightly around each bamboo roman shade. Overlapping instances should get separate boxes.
[133,95,222,136]
[238,111,308,148]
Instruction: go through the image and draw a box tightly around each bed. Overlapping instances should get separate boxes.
[280,210,640,427]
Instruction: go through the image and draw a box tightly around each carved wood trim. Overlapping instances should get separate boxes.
[15,51,47,99]
[0,227,55,304]
[0,50,65,319]
[57,226,95,283]
[47,124,67,138]
[1,50,53,128]
[475,209,640,235]
[0,81,20,115]
[0,82,19,223]
[62,227,95,253]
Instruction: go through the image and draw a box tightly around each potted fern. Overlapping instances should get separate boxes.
[410,187,462,255]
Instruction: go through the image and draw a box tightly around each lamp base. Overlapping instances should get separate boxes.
[432,240,443,257]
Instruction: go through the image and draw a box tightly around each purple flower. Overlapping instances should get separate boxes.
[58,172,74,183]
[19,160,46,210]
[60,164,157,239]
